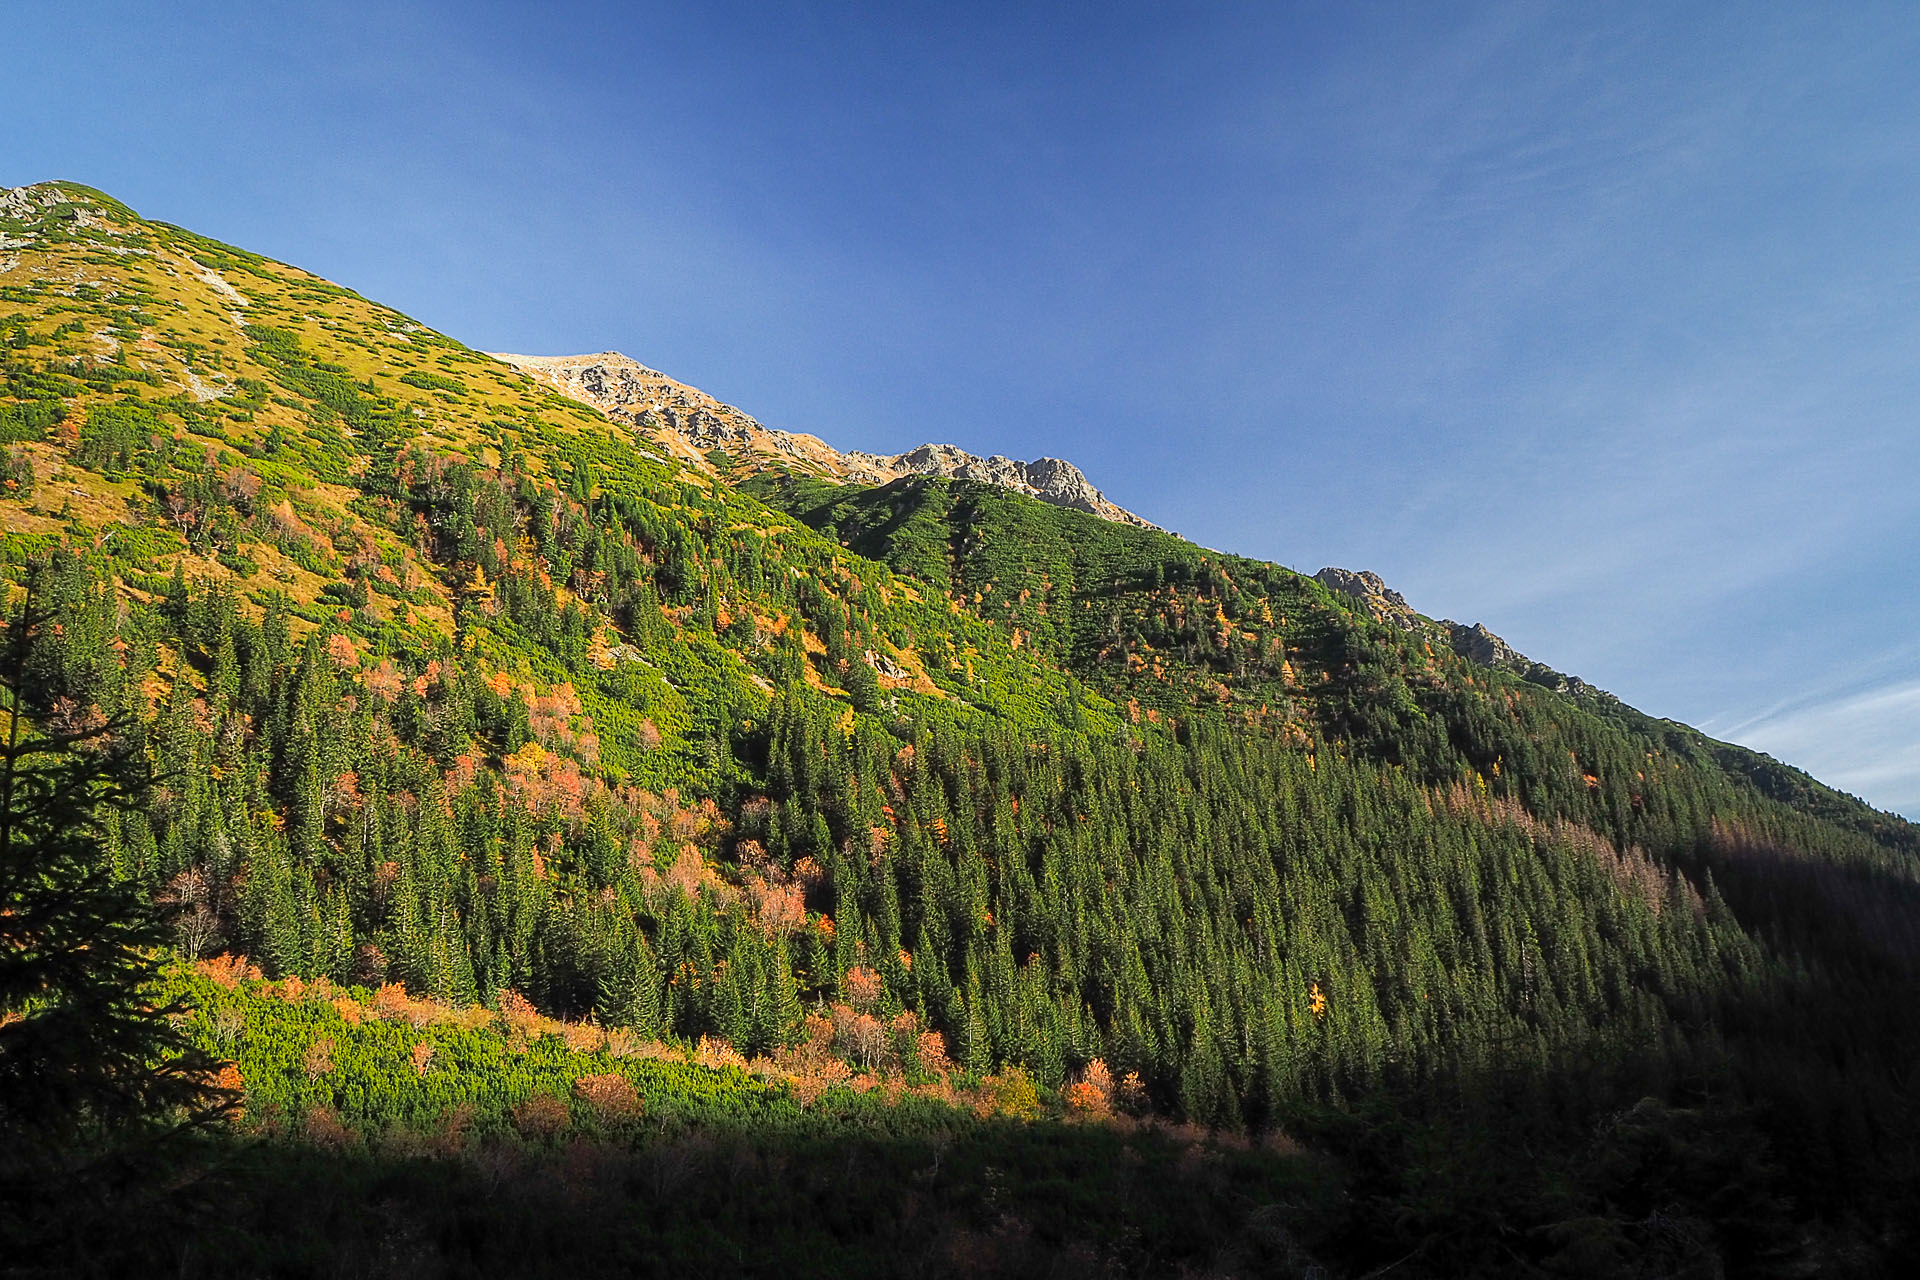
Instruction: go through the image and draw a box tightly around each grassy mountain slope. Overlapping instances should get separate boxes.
[6,181,1920,1276]
[0,181,1104,773]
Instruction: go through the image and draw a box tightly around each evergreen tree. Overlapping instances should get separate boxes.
[0,581,222,1155]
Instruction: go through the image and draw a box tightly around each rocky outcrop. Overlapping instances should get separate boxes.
[1447,621,1519,668]
[494,351,859,475]
[490,350,1156,528]
[1315,565,1600,696]
[1444,621,1594,698]
[0,182,73,229]
[1314,567,1418,629]
[0,182,139,243]
[847,443,1149,525]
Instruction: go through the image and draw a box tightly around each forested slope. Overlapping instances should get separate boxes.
[5,180,1919,1274]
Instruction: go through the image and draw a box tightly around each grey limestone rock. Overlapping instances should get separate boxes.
[1448,622,1519,668]
[492,351,1157,528]
[1314,567,1420,629]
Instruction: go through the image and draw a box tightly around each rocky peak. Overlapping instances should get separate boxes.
[0,181,88,224]
[489,350,1156,528]
[1314,567,1416,628]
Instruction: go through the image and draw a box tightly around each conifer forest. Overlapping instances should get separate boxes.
[3,183,1917,1277]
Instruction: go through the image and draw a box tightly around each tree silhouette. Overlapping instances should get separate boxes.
[0,577,221,1156]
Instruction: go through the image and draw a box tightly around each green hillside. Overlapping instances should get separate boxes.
[749,470,1916,859]
[5,181,1919,1276]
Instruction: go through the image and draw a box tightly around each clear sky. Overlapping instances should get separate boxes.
[8,2,1919,816]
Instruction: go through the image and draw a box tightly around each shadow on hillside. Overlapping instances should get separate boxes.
[10,1033,1915,1280]
[13,854,1920,1280]
[2,1118,1335,1280]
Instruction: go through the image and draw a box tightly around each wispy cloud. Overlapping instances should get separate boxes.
[1713,676,1920,819]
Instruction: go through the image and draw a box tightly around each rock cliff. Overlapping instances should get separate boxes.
[491,351,1156,528]
[1313,567,1416,627]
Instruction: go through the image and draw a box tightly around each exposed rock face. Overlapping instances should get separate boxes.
[1315,565,1600,696]
[491,351,1156,528]
[1448,622,1519,668]
[1451,619,1594,695]
[847,444,1144,524]
[1314,567,1417,628]
[495,351,858,475]
[0,182,138,254]
[0,183,73,227]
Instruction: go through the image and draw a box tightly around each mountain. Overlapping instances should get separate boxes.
[6,180,1920,1276]
[495,348,1157,527]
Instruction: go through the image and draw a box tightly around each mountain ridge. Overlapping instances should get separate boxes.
[1313,564,1598,696]
[493,348,1159,529]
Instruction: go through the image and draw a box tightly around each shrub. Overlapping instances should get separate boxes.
[512,1092,570,1138]
[980,1067,1041,1121]
[572,1073,644,1123]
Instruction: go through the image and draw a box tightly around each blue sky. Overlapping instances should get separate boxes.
[8,2,1919,816]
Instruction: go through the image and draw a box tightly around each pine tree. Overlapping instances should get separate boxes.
[599,932,664,1036]
[0,580,223,1155]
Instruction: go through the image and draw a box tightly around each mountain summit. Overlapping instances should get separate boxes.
[493,350,1157,528]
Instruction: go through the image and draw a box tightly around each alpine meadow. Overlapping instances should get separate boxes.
[2,180,1918,1277]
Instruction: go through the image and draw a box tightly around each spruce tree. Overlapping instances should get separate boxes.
[0,580,221,1155]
